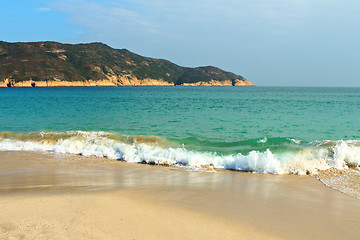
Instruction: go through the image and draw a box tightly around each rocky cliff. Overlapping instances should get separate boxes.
[0,41,253,87]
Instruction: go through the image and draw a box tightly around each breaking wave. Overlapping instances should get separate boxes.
[0,131,359,175]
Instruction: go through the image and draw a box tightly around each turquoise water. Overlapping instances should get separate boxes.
[0,87,359,174]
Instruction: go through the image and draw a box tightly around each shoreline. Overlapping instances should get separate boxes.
[0,78,254,88]
[1,151,360,239]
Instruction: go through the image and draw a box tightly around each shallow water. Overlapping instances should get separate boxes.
[0,87,359,175]
[1,87,359,142]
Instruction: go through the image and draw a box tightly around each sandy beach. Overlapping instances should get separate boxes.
[1,151,360,240]
[1,190,272,240]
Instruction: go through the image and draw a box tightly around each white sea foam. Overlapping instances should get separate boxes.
[288,138,301,144]
[0,132,359,175]
[257,137,268,143]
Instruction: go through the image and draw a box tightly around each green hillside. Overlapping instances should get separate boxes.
[0,41,248,85]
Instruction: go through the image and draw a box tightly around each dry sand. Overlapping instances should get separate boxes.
[0,191,274,240]
[1,151,360,240]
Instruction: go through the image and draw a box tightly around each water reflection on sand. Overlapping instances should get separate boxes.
[1,151,360,240]
[0,150,286,197]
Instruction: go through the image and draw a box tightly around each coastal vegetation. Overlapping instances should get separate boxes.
[0,41,253,87]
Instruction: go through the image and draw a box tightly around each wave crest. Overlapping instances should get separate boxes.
[0,131,359,175]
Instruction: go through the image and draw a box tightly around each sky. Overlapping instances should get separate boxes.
[1,0,359,87]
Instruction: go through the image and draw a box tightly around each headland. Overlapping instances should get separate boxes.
[0,41,254,87]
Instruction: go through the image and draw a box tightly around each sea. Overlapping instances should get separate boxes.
[0,86,359,196]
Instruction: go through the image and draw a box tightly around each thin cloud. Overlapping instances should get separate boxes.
[35,7,53,12]
[46,0,313,42]
[48,0,157,37]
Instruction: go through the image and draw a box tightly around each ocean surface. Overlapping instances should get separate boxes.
[0,86,359,176]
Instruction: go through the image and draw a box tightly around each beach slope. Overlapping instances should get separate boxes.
[1,151,360,240]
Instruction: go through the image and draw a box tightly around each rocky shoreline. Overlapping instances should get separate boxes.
[0,77,254,87]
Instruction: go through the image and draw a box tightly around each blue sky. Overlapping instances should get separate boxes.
[1,0,359,86]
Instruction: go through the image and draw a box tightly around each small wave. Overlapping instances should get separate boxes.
[288,138,301,144]
[0,131,359,175]
[176,136,302,155]
[257,137,268,144]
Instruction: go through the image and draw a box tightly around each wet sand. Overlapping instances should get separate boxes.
[1,151,360,240]
[314,168,360,199]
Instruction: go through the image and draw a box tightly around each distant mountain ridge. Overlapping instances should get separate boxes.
[0,41,253,87]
